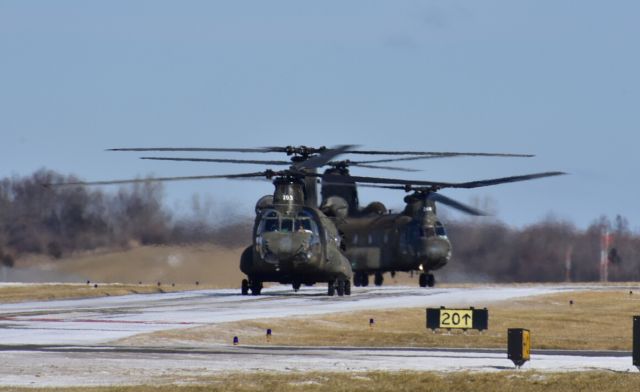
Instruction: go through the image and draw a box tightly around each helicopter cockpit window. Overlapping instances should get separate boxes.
[280,219,294,232]
[258,209,280,233]
[296,211,320,235]
[265,211,278,218]
[420,226,437,238]
[258,209,320,236]
[264,219,279,232]
[295,219,313,232]
[435,222,447,237]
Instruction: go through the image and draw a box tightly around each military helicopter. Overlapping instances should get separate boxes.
[51,145,360,296]
[51,145,440,296]
[322,173,564,288]
[110,145,562,291]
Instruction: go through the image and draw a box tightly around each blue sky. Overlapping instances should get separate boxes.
[1,1,638,228]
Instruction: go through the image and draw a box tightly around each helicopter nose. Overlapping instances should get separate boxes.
[425,237,451,261]
[262,232,311,260]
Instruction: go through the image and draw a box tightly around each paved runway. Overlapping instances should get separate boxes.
[1,284,638,387]
[0,344,635,387]
[0,285,573,345]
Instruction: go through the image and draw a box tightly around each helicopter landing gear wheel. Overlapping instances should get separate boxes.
[328,281,335,296]
[419,273,427,288]
[241,279,249,295]
[250,280,263,295]
[337,280,345,297]
[292,282,301,292]
[353,273,361,287]
[374,272,384,286]
[427,273,435,287]
[344,279,351,296]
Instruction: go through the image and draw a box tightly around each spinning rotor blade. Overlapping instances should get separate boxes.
[109,146,533,159]
[324,171,565,189]
[340,153,485,170]
[294,144,356,170]
[46,171,273,187]
[108,147,284,153]
[346,150,534,158]
[353,155,464,164]
[141,156,419,172]
[428,193,485,216]
[140,157,291,165]
[355,184,485,215]
[350,163,419,172]
[439,171,566,189]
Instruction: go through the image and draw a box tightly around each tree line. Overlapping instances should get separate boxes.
[1,169,638,282]
[445,214,639,282]
[0,169,250,266]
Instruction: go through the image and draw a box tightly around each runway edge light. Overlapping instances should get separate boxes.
[633,316,640,369]
[507,328,530,368]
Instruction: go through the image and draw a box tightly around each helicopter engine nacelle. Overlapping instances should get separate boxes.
[255,195,274,215]
[362,201,387,215]
[320,196,349,219]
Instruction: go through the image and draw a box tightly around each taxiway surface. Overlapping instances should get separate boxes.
[1,285,637,387]
[0,285,571,345]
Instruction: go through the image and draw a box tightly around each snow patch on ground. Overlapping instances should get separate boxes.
[0,348,636,387]
[2,284,633,387]
[0,285,569,345]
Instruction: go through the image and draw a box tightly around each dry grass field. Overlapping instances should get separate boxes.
[0,283,210,303]
[121,289,640,351]
[13,245,245,287]
[1,371,639,392]
[10,244,446,288]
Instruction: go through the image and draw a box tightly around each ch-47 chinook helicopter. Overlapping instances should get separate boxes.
[111,145,563,292]
[52,145,358,296]
[322,173,565,288]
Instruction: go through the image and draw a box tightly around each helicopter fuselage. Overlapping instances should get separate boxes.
[240,205,351,285]
[337,210,451,275]
[239,177,352,293]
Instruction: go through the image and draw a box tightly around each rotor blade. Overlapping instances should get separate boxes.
[428,193,486,216]
[345,150,534,158]
[354,184,405,190]
[318,175,440,189]
[438,171,566,189]
[354,184,483,215]
[46,172,270,187]
[140,157,291,165]
[140,156,418,171]
[294,144,356,170]
[107,147,286,153]
[324,171,565,189]
[350,163,419,172]
[108,146,534,158]
[352,155,462,165]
